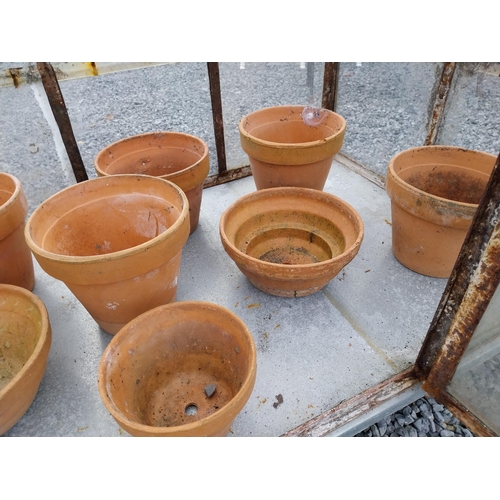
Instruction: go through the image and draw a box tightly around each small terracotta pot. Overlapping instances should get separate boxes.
[239,105,346,190]
[94,132,209,233]
[219,187,364,297]
[386,146,496,278]
[98,301,257,437]
[25,175,190,335]
[0,173,35,291]
[0,284,51,435]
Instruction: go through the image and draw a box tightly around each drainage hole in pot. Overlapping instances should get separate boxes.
[245,228,343,264]
[185,403,198,416]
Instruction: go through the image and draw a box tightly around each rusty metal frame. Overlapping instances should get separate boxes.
[322,62,340,112]
[425,62,456,146]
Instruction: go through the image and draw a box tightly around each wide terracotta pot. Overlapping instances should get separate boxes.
[0,172,35,290]
[94,132,209,233]
[0,284,51,435]
[386,146,496,278]
[25,175,190,335]
[219,187,364,297]
[239,105,346,190]
[98,301,257,437]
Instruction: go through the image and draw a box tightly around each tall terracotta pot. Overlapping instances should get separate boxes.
[386,146,496,278]
[239,105,346,190]
[98,301,257,437]
[0,172,35,290]
[0,284,51,435]
[94,132,209,234]
[25,175,190,335]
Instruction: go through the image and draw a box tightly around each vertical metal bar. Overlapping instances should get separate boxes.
[36,62,88,183]
[207,62,227,175]
[322,62,340,111]
[306,62,315,104]
[416,152,500,387]
[424,62,456,146]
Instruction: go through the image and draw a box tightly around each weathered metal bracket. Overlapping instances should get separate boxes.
[424,62,456,146]
[207,62,227,176]
[36,62,89,183]
[322,62,340,112]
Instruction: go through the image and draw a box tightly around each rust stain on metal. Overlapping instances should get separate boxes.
[207,62,227,175]
[36,62,89,183]
[7,67,22,88]
[88,62,99,76]
[321,62,340,112]
[203,165,252,189]
[282,368,417,437]
[425,62,456,146]
[417,153,500,393]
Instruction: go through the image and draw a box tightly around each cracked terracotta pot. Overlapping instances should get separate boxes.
[219,187,364,297]
[0,172,35,290]
[25,175,189,335]
[98,301,257,437]
[239,105,346,190]
[94,132,209,233]
[386,146,496,278]
[0,284,51,435]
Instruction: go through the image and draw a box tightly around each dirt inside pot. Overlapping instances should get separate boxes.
[245,227,341,265]
[43,194,181,256]
[402,165,489,204]
[0,310,41,391]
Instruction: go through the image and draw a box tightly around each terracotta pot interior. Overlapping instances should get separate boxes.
[0,292,43,392]
[33,194,182,257]
[0,174,15,207]
[242,107,343,145]
[398,164,489,205]
[103,148,202,177]
[234,212,346,266]
[104,322,252,428]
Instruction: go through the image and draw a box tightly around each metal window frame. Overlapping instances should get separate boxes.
[6,61,500,436]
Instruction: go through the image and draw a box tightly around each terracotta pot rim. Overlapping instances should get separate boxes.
[220,187,364,273]
[0,284,51,398]
[98,301,257,436]
[25,174,189,267]
[94,131,210,190]
[239,105,346,150]
[387,145,494,209]
[0,172,22,215]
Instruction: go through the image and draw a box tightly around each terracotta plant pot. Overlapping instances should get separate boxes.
[0,172,35,291]
[386,146,496,278]
[98,301,257,437]
[94,132,209,234]
[25,175,190,335]
[0,284,51,435]
[219,187,364,297]
[239,105,346,190]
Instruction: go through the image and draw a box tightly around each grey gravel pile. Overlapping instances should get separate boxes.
[355,396,475,437]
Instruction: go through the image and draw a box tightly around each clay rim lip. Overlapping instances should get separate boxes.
[0,284,51,399]
[238,105,347,150]
[24,174,190,266]
[0,172,22,215]
[219,187,364,273]
[94,131,209,180]
[97,301,257,435]
[387,145,493,209]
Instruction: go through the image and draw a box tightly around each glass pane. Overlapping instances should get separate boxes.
[220,62,325,170]
[437,63,500,155]
[448,284,500,434]
[337,62,440,177]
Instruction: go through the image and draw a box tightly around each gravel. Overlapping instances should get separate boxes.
[355,396,475,437]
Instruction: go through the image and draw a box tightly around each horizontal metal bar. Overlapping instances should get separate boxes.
[282,367,418,437]
[203,165,252,189]
[1,62,173,88]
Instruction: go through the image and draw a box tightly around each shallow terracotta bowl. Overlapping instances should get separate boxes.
[220,187,364,297]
